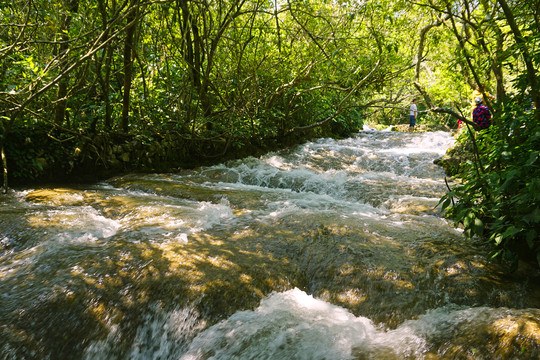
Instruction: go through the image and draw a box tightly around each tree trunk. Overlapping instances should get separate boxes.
[445,4,487,104]
[497,0,540,122]
[104,46,114,130]
[492,25,506,100]
[97,0,114,130]
[414,16,446,108]
[178,0,210,118]
[122,1,139,133]
[474,0,506,100]
[54,0,79,126]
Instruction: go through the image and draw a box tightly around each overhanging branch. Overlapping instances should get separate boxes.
[289,60,381,133]
[430,107,480,130]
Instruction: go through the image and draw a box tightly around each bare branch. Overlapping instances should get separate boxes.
[1,9,135,150]
[414,15,449,108]
[430,107,480,130]
[290,60,381,132]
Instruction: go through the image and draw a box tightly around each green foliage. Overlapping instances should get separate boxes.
[1,0,413,149]
[440,100,540,268]
[4,123,77,183]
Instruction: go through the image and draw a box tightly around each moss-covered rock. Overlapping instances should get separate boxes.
[434,135,474,176]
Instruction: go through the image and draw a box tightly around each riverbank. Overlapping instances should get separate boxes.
[3,123,455,189]
[3,128,315,188]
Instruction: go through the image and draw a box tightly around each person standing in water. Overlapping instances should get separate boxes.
[409,98,418,132]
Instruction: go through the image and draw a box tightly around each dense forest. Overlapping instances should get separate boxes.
[1,0,539,266]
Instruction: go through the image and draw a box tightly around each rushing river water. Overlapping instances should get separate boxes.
[1,129,539,359]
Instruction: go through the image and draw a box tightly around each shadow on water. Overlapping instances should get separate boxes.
[1,224,183,358]
[0,188,305,359]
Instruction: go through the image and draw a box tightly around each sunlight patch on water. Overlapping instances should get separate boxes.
[258,195,383,226]
[0,245,41,279]
[113,197,236,243]
[264,154,293,170]
[382,195,441,215]
[28,207,121,242]
[196,199,235,229]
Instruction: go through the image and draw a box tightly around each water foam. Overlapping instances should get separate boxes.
[45,207,121,243]
[178,288,540,359]
[84,305,205,360]
[179,288,426,360]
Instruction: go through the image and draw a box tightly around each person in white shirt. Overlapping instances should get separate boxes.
[409,98,418,132]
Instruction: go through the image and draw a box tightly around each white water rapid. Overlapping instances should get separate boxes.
[1,129,539,359]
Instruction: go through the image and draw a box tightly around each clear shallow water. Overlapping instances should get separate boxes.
[1,129,539,359]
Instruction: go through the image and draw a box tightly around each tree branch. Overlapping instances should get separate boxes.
[289,60,381,132]
[430,107,480,130]
[414,15,448,108]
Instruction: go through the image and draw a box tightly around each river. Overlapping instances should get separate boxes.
[1,129,539,359]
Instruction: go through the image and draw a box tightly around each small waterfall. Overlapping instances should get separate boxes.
[1,130,539,359]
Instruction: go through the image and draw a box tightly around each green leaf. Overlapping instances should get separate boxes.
[523,208,540,224]
[526,230,537,249]
[493,233,504,245]
[526,151,539,166]
[441,197,451,211]
[501,169,520,191]
[502,226,520,240]
[489,249,502,259]
[463,213,475,228]
[473,218,484,236]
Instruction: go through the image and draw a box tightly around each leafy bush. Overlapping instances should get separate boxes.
[440,98,540,269]
[4,123,78,183]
